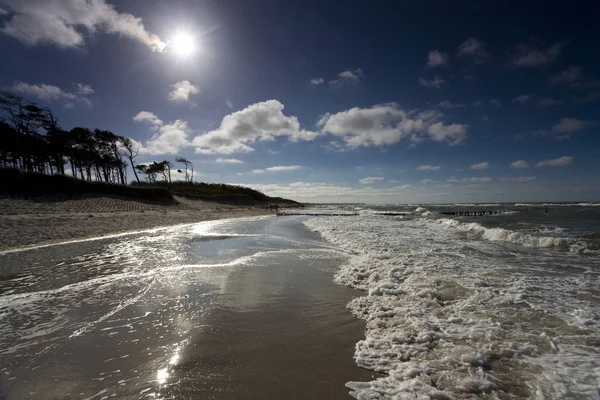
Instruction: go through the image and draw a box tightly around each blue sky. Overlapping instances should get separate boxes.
[1,0,599,203]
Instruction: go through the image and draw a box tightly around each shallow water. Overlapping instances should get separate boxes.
[0,216,373,399]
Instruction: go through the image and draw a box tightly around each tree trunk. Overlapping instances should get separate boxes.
[129,157,140,183]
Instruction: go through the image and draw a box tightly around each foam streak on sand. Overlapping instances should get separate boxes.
[304,215,600,399]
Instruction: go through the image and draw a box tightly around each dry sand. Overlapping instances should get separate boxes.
[0,195,269,250]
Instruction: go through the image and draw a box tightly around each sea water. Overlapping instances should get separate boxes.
[303,203,600,399]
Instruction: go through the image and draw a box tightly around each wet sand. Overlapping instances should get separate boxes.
[0,216,373,399]
[0,195,268,250]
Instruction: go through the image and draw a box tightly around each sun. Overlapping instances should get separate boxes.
[170,33,196,57]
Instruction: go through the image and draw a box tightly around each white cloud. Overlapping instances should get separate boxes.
[329,68,363,88]
[133,111,163,126]
[11,81,93,107]
[310,78,325,85]
[251,165,302,174]
[417,165,440,171]
[419,75,445,88]
[215,158,243,164]
[133,111,190,155]
[393,184,412,189]
[427,122,468,145]
[226,100,233,109]
[470,162,489,170]
[447,176,492,183]
[289,182,327,187]
[535,156,573,167]
[359,176,384,184]
[537,98,563,107]
[264,165,302,172]
[457,37,489,61]
[552,117,597,133]
[426,50,448,68]
[421,179,436,184]
[499,176,536,182]
[0,0,165,51]
[318,104,468,149]
[511,94,532,104]
[508,40,567,68]
[72,83,94,95]
[168,80,200,102]
[192,100,318,154]
[510,160,529,169]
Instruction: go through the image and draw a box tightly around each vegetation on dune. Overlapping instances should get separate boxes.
[0,167,173,201]
[134,181,298,204]
[0,91,297,205]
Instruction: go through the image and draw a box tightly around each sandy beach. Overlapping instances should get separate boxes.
[0,195,269,250]
[1,213,373,399]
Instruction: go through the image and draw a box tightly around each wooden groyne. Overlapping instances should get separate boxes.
[276,212,358,217]
[440,211,502,216]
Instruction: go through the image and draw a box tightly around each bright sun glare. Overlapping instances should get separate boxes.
[171,33,196,57]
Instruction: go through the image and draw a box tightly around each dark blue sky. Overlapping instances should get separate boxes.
[1,0,599,202]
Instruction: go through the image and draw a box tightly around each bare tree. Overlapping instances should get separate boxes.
[176,157,191,182]
[121,138,140,183]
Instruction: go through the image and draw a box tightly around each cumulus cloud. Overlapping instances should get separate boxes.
[417,165,440,171]
[329,68,363,88]
[535,156,573,167]
[421,179,436,184]
[133,111,162,126]
[508,40,567,68]
[0,0,165,51]
[168,80,200,103]
[510,160,529,169]
[426,50,448,68]
[419,75,445,88]
[427,122,468,145]
[72,83,94,95]
[133,111,190,155]
[499,176,536,182]
[11,81,93,107]
[537,98,563,107]
[310,78,325,85]
[359,176,384,184]
[318,104,468,149]
[192,100,318,154]
[552,118,597,133]
[511,94,532,104]
[470,162,489,170]
[447,176,492,183]
[215,158,243,164]
[457,37,489,61]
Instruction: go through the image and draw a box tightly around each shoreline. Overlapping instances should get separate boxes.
[0,195,271,251]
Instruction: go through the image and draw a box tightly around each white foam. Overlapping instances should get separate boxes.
[430,218,587,251]
[304,215,600,399]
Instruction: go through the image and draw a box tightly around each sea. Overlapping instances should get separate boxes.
[301,202,600,399]
[0,203,598,399]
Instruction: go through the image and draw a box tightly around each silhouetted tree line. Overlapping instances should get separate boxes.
[0,92,194,185]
